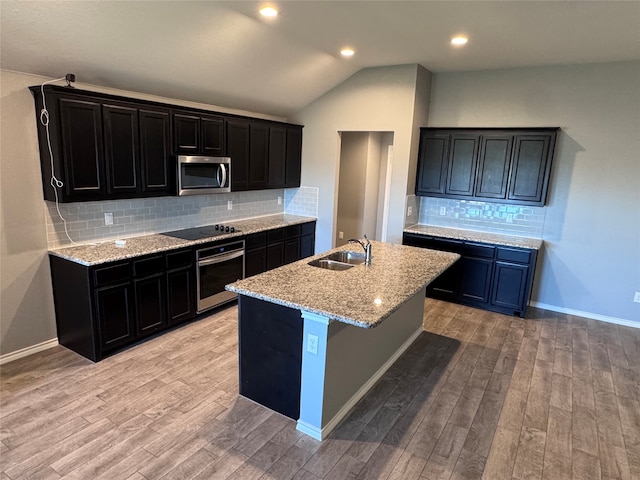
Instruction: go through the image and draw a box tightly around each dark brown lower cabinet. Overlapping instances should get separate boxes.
[50,247,195,362]
[403,232,537,318]
[49,222,315,362]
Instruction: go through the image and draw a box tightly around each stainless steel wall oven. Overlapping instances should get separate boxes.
[196,240,244,312]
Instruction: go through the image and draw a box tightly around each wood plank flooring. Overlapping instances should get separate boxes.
[1,299,639,479]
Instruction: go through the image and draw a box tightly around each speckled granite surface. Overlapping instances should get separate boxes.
[226,241,460,329]
[49,214,316,266]
[404,224,543,250]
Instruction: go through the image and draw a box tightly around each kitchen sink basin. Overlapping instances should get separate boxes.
[307,259,354,271]
[307,250,367,271]
[323,251,367,265]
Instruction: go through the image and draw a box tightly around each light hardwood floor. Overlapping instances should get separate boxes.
[1,299,639,480]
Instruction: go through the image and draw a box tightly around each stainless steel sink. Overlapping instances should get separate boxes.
[307,258,354,271]
[307,250,367,271]
[323,251,367,265]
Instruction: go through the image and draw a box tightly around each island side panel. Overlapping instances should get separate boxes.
[238,295,304,419]
[321,287,426,429]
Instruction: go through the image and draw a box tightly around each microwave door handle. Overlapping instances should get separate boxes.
[218,164,227,188]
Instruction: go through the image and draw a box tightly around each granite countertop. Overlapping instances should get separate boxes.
[404,224,543,250]
[49,214,316,266]
[226,241,460,329]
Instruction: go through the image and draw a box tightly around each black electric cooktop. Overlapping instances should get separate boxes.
[162,224,240,241]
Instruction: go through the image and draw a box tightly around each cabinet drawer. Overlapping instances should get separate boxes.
[133,255,165,277]
[285,224,301,239]
[245,232,267,250]
[301,222,315,236]
[460,243,495,259]
[267,228,284,244]
[422,237,464,253]
[166,249,192,269]
[94,262,130,287]
[496,247,532,264]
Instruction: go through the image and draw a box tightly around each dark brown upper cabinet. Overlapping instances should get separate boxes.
[445,134,479,196]
[172,112,225,156]
[415,127,559,206]
[268,126,287,188]
[31,85,302,201]
[227,119,250,191]
[415,132,449,196]
[285,126,303,188]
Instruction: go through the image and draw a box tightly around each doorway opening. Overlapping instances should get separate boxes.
[335,132,394,247]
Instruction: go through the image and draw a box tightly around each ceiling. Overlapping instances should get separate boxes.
[1,1,639,117]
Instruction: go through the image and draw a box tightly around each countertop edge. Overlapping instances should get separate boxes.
[403,224,543,250]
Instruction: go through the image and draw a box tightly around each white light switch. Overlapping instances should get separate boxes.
[227,200,233,210]
[104,212,113,225]
[278,196,282,205]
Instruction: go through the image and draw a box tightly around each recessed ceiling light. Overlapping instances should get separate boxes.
[451,36,468,46]
[260,6,278,17]
[340,48,355,57]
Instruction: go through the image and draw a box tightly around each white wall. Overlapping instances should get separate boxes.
[428,61,640,324]
[336,132,369,246]
[292,64,432,252]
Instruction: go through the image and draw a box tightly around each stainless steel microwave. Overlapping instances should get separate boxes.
[177,156,231,196]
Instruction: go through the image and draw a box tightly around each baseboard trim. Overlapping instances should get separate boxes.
[530,302,639,329]
[0,338,59,366]
[316,326,423,440]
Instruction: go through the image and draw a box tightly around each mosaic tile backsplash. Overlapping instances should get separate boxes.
[417,196,545,237]
[46,187,319,248]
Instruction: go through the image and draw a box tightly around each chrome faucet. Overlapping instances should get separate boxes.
[348,234,372,266]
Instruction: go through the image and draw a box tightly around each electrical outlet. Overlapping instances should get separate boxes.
[307,334,318,355]
[104,212,113,225]
[227,200,233,211]
[338,231,344,239]
[634,292,640,303]
[407,206,413,217]
[278,196,282,205]
[507,214,513,223]
[439,207,446,216]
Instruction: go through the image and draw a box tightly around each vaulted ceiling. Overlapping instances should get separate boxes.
[2,1,639,117]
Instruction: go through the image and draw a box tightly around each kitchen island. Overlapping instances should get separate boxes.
[226,241,459,440]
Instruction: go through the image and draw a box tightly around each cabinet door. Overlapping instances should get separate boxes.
[416,132,449,195]
[475,135,512,199]
[167,267,194,324]
[245,247,267,278]
[429,260,461,299]
[284,238,300,265]
[140,109,171,193]
[268,126,287,188]
[266,242,284,271]
[227,119,250,191]
[458,257,493,304]
[300,233,315,259]
[491,261,529,314]
[202,115,226,156]
[95,282,135,351]
[285,126,302,188]
[103,104,139,194]
[507,134,552,204]
[445,134,479,196]
[249,123,269,189]
[135,273,167,336]
[173,113,200,154]
[59,98,105,199]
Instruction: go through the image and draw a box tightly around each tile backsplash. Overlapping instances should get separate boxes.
[416,197,545,237]
[47,187,319,248]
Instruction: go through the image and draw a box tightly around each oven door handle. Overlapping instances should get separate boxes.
[198,249,244,266]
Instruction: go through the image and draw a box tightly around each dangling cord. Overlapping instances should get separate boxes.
[40,77,79,245]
